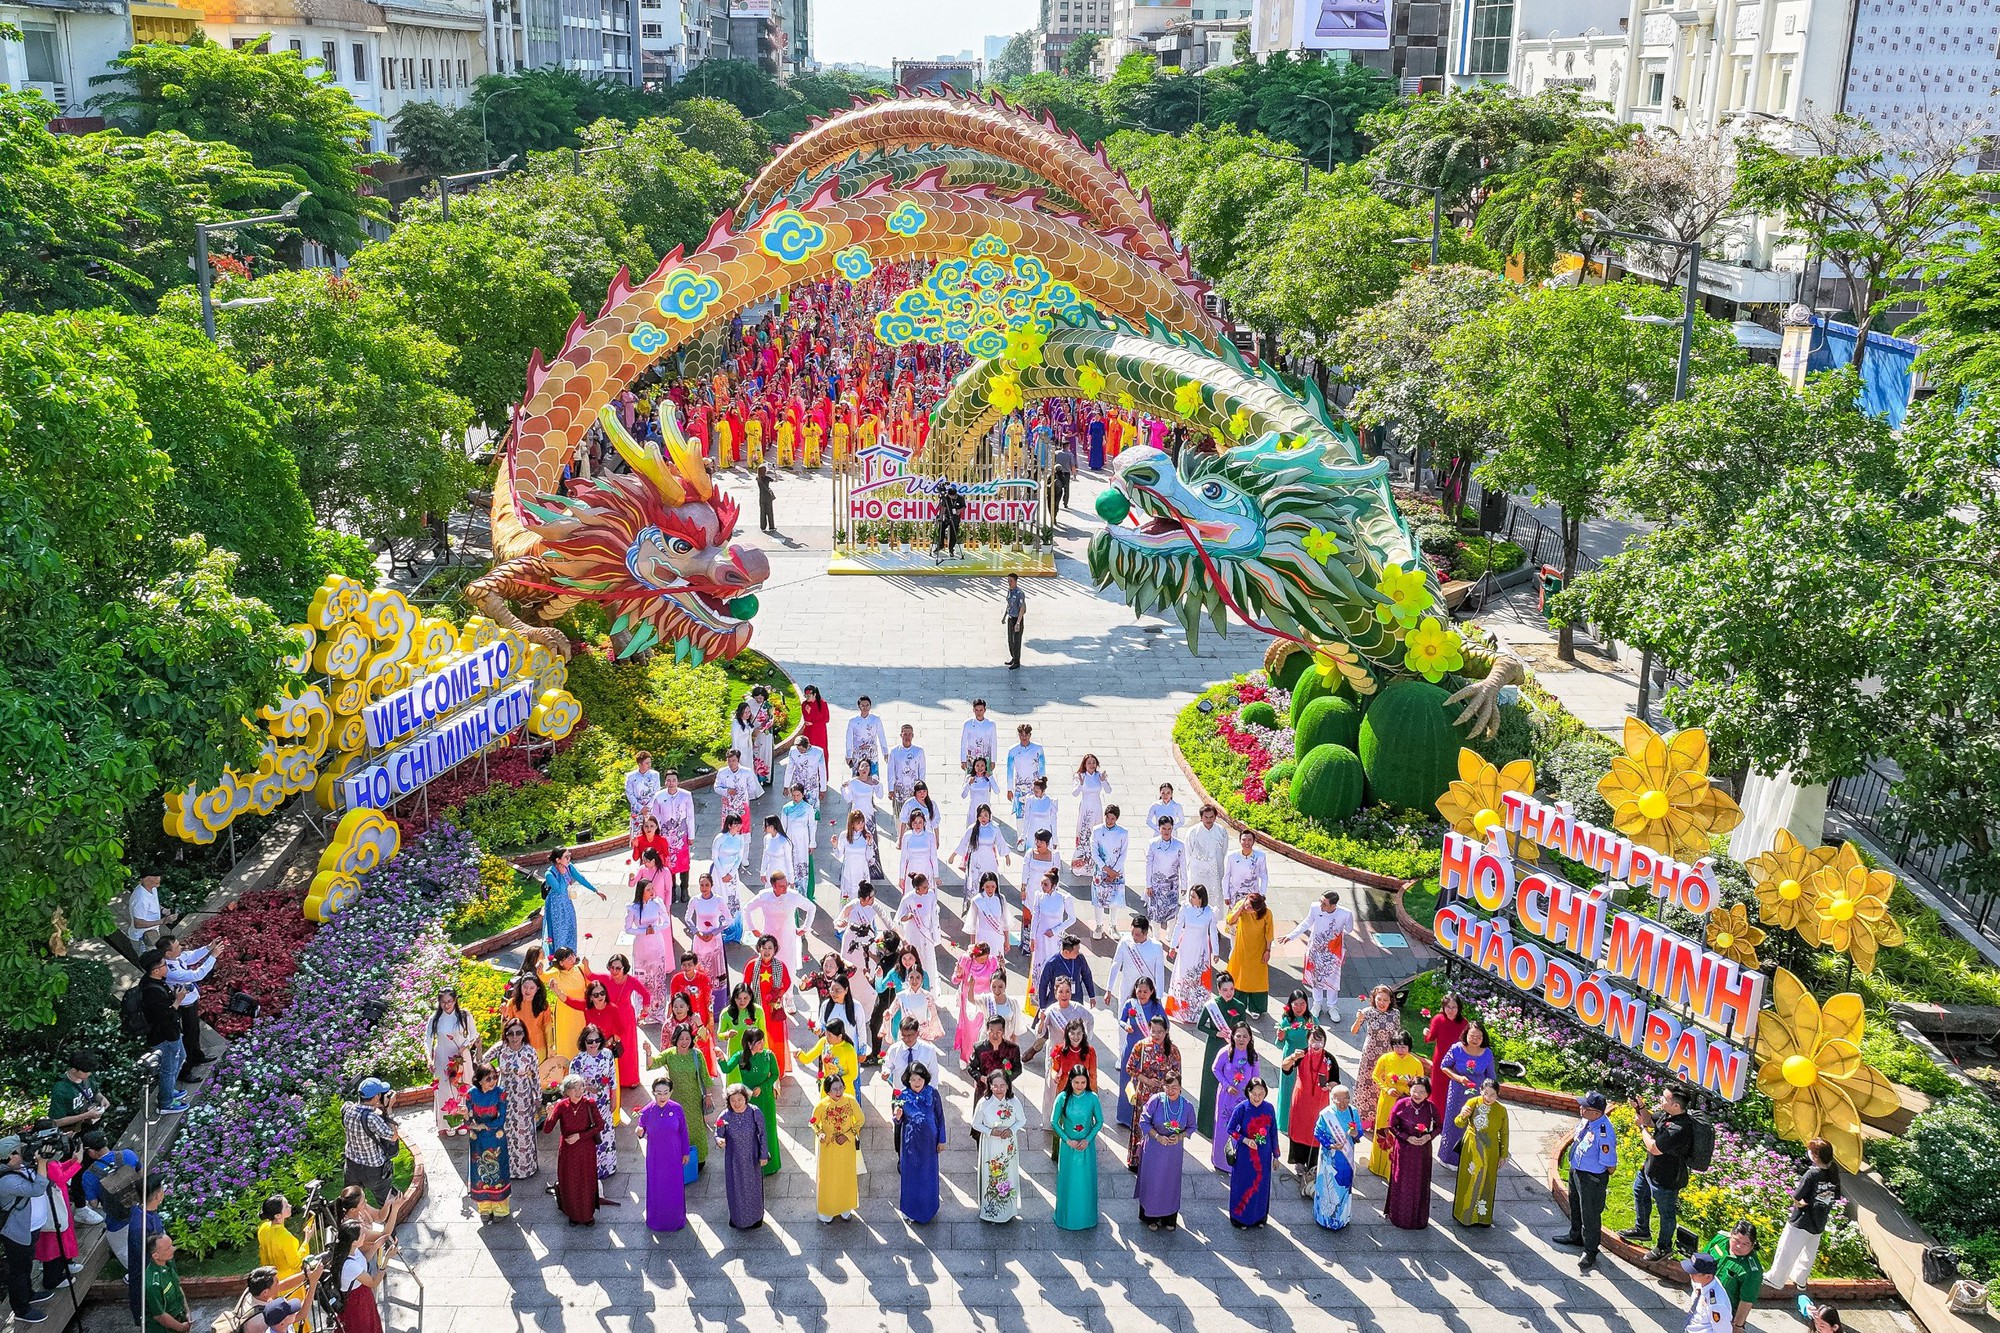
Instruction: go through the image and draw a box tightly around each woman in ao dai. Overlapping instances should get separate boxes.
[898,809,942,899]
[1168,884,1220,1013]
[1070,755,1111,876]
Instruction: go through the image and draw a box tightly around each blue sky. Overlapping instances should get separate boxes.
[816,0,1040,67]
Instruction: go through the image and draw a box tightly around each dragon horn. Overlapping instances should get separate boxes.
[598,404,686,507]
[656,401,714,501]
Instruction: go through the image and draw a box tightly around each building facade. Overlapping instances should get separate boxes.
[0,0,136,113]
[1040,0,1111,69]
[1151,14,1248,67]
[377,0,485,142]
[197,0,389,142]
[1250,0,1445,89]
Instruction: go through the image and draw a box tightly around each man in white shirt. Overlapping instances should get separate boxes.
[1004,724,1045,820]
[1185,803,1229,905]
[1682,1254,1733,1333]
[883,1018,943,1094]
[783,734,828,808]
[162,935,220,1074]
[623,751,661,837]
[1222,829,1269,910]
[743,872,818,976]
[646,770,696,902]
[128,872,163,949]
[1086,805,1129,937]
[959,698,997,776]
[1146,784,1184,837]
[843,696,889,777]
[885,725,926,809]
[1103,914,1167,1008]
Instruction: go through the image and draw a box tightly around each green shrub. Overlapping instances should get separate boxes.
[1264,759,1296,793]
[1296,695,1360,756]
[1536,733,1619,827]
[1467,696,1534,768]
[444,854,544,944]
[1451,538,1527,580]
[1413,522,1461,559]
[1272,649,1311,691]
[1238,700,1278,730]
[1289,668,1332,726]
[1358,678,1469,812]
[1876,1097,2000,1246]
[1291,743,1365,825]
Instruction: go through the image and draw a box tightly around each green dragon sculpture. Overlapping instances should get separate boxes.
[769,145,1085,214]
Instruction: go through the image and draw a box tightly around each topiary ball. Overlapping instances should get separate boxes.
[1358,678,1472,812]
[1238,700,1279,730]
[1264,759,1296,793]
[1295,695,1360,756]
[1291,743,1365,826]
[1289,668,1332,726]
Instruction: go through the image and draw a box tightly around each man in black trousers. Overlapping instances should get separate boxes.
[1003,574,1026,670]
[755,461,776,534]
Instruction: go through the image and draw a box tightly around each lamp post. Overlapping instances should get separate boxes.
[1298,92,1337,172]
[479,83,519,168]
[1579,208,1704,722]
[1374,176,1444,265]
[436,154,518,220]
[193,191,310,341]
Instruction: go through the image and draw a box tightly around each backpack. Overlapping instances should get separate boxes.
[120,986,149,1039]
[1685,1116,1715,1173]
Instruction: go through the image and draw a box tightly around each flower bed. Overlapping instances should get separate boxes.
[186,883,322,1038]
[444,853,544,946]
[158,824,482,1257]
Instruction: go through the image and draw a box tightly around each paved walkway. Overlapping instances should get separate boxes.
[87,471,1913,1333]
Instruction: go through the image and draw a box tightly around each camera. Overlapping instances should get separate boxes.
[25,1121,76,1162]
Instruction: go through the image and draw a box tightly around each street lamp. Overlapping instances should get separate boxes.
[193,191,310,341]
[436,154,518,220]
[570,135,624,176]
[1373,176,1443,265]
[1298,92,1337,172]
[479,83,520,167]
[1578,207,1704,723]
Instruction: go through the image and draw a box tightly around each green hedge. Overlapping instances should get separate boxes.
[1875,1097,2000,1286]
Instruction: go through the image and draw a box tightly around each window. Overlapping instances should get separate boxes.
[1192,7,1203,15]
[642,22,663,36]
[1462,0,1512,75]
[322,40,338,70]
[353,42,366,80]
[232,36,270,52]
[422,57,433,86]
[289,37,303,53]
[21,24,59,83]
[381,55,393,86]
[1644,67,1666,104]
[403,56,415,84]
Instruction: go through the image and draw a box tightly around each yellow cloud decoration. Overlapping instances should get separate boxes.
[1596,719,1744,862]
[528,688,583,741]
[1437,749,1539,860]
[1746,829,1832,941]
[1705,901,1765,969]
[1809,842,1906,975]
[1756,968,1898,1170]
[305,807,403,921]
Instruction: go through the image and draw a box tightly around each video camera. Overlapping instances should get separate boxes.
[24,1120,77,1163]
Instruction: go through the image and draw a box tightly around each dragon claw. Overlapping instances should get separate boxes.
[1445,655,1526,740]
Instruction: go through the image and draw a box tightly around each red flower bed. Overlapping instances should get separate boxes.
[186,884,321,1036]
[1235,681,1269,704]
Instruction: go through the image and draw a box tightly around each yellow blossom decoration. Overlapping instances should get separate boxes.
[1173,381,1203,416]
[1596,718,1744,862]
[1436,748,1539,860]
[1809,842,1906,975]
[1746,829,1833,942]
[1228,406,1253,439]
[1302,528,1339,565]
[987,374,1023,414]
[1117,391,1135,411]
[1076,363,1106,398]
[1002,325,1047,370]
[1402,617,1464,683]
[1756,967,1898,1170]
[1705,902,1764,968]
[1374,564,1434,627]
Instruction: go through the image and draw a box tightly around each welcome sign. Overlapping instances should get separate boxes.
[1430,790,1764,1101]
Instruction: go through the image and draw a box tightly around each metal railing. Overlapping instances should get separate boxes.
[1827,758,1996,939]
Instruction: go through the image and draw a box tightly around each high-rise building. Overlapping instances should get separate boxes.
[1250,0,1441,88]
[1040,0,1114,70]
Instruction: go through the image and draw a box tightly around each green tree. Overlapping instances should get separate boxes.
[1563,387,2000,909]
[1435,281,1739,660]
[467,67,667,163]
[1244,55,1394,169]
[347,218,578,428]
[392,99,484,174]
[1063,33,1104,77]
[1899,205,2000,392]
[164,268,478,553]
[1335,264,1514,510]
[1472,118,1636,280]
[1363,85,1594,211]
[1,87,293,313]
[94,35,387,254]
[1106,124,1295,230]
[675,58,786,119]
[991,30,1037,83]
[579,115,746,261]
[0,312,303,1024]
[1002,73,1112,146]
[1735,111,1992,367]
[662,96,769,175]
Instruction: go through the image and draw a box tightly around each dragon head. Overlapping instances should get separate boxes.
[523,405,769,662]
[1087,437,1426,677]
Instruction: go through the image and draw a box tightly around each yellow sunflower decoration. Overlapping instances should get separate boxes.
[1705,902,1764,968]
[1436,749,1539,860]
[1402,617,1464,683]
[1745,829,1832,942]
[1756,968,1898,1170]
[987,374,1024,414]
[1374,565,1434,628]
[1809,842,1905,975]
[1076,363,1107,398]
[1595,719,1744,862]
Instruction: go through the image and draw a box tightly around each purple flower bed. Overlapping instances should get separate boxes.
[158,823,484,1254]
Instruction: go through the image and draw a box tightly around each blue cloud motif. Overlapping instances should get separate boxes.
[627,322,671,355]
[886,203,928,237]
[967,329,1008,359]
[759,208,828,265]
[875,312,921,343]
[834,244,874,281]
[658,269,723,323]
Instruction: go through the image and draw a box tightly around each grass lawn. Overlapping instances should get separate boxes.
[446,865,543,947]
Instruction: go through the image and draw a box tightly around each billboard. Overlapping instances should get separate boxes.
[1293,0,1389,50]
[893,59,980,94]
[732,0,772,17]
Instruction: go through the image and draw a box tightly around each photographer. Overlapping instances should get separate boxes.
[934,483,965,557]
[341,1080,401,1208]
[137,951,190,1114]
[25,1122,83,1296]
[47,1053,107,1134]
[161,935,222,1080]
[0,1135,46,1324]
[1624,1086,1697,1261]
